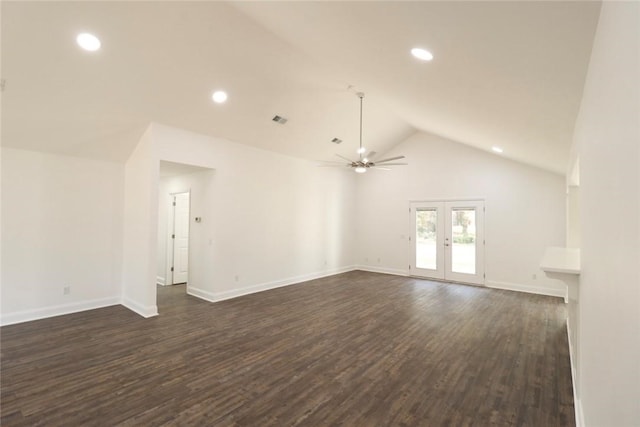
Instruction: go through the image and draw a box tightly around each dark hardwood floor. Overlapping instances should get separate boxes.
[1,271,574,426]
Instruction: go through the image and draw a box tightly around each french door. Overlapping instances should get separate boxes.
[410,200,485,285]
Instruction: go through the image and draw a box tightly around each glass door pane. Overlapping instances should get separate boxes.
[416,209,437,270]
[410,201,445,280]
[450,208,476,274]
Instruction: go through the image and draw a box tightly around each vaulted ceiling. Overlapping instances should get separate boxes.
[1,1,600,174]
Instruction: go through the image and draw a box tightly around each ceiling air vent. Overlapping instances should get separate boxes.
[331,138,343,144]
[272,115,288,124]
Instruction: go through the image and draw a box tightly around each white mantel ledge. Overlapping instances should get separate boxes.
[540,247,581,275]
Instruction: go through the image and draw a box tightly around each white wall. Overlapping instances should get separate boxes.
[571,2,640,425]
[1,121,357,323]
[356,132,567,296]
[152,123,356,302]
[0,148,123,325]
[121,126,159,317]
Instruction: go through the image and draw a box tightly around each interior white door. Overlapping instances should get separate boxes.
[171,192,190,284]
[410,200,485,285]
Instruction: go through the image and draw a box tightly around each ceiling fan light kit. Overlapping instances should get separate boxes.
[324,91,407,174]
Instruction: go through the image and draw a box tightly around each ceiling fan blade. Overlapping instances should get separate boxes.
[319,161,350,165]
[336,154,355,163]
[373,163,408,166]
[375,155,406,163]
[317,165,347,168]
[372,167,391,171]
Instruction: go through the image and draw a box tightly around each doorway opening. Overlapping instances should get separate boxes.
[156,160,213,309]
[410,200,485,285]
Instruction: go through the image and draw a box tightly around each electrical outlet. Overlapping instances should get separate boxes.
[63,286,71,295]
[532,274,537,280]
[377,257,381,264]
[234,275,239,282]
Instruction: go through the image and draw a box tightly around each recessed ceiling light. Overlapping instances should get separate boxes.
[76,33,101,51]
[212,90,228,104]
[492,146,504,153]
[411,47,433,61]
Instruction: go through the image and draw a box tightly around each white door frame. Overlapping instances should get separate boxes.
[166,191,190,285]
[409,199,485,285]
[410,201,445,280]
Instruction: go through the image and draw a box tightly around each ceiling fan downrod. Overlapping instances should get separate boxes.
[354,92,367,173]
[323,90,407,173]
[358,92,364,159]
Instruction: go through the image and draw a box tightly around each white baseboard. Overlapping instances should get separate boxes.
[355,265,409,276]
[156,276,166,286]
[0,296,120,326]
[486,280,566,299]
[121,296,158,318]
[353,268,566,300]
[566,318,584,427]
[188,265,357,303]
[186,286,218,302]
[576,398,585,427]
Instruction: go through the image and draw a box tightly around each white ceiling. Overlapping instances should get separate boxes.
[1,1,600,174]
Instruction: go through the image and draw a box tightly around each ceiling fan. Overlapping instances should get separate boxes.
[322,92,407,173]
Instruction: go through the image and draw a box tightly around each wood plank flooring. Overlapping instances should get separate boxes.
[0,271,574,426]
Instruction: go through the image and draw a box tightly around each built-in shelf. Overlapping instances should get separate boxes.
[540,247,581,275]
[540,246,580,404]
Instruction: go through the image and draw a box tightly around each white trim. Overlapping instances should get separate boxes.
[575,398,585,427]
[355,265,409,276]
[357,268,566,299]
[186,286,218,302]
[121,296,158,318]
[156,276,166,286]
[356,265,485,287]
[486,280,566,299]
[566,318,584,427]
[187,265,357,303]
[0,296,120,326]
